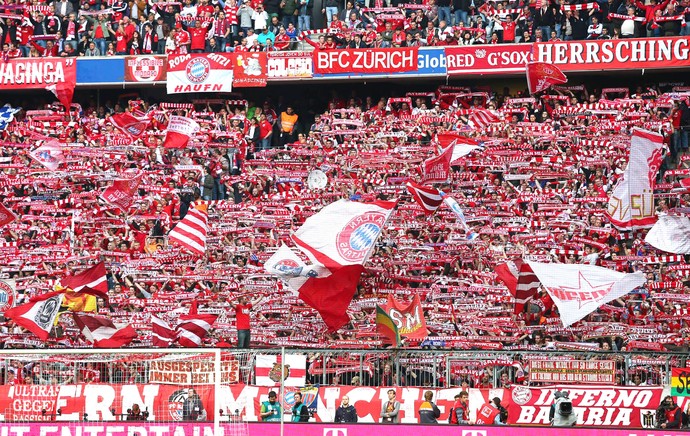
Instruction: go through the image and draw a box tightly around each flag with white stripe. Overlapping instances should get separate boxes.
[168,204,208,256]
[73,313,137,348]
[495,259,540,314]
[406,181,443,215]
[60,262,109,300]
[151,315,177,347]
[176,313,218,347]
[469,109,499,129]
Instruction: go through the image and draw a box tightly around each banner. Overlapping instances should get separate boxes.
[383,294,428,340]
[233,52,268,87]
[313,48,418,74]
[268,52,313,78]
[313,47,446,77]
[535,37,690,72]
[645,214,690,254]
[529,360,616,384]
[148,359,240,385]
[125,55,167,82]
[0,278,16,314]
[0,58,76,90]
[445,44,532,75]
[607,129,664,229]
[671,368,690,396]
[255,354,307,387]
[167,53,234,94]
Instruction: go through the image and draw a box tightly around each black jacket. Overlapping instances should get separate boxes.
[334,405,358,423]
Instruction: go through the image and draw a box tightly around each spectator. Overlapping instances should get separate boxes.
[334,395,358,423]
[380,390,400,423]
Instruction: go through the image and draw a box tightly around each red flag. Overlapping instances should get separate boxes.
[73,314,137,348]
[422,145,454,183]
[468,109,499,129]
[109,112,150,139]
[162,115,200,148]
[176,313,218,347]
[406,181,443,215]
[46,82,74,110]
[297,264,365,332]
[5,291,64,341]
[100,175,142,212]
[151,315,177,347]
[495,259,540,314]
[29,140,65,171]
[383,294,428,340]
[0,202,17,227]
[168,204,208,256]
[60,262,109,301]
[526,61,568,95]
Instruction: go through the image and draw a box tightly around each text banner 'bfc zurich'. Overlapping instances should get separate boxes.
[167,53,234,94]
[313,47,418,75]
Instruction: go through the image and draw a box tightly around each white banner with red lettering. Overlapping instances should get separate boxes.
[166,53,234,94]
[0,58,76,90]
[313,48,418,74]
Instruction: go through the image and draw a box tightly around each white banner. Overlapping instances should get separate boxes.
[645,214,690,254]
[255,354,307,387]
[527,261,646,327]
[606,129,664,229]
[166,53,234,94]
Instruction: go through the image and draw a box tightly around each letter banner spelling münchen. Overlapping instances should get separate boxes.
[0,58,76,90]
[167,53,234,94]
[313,47,418,74]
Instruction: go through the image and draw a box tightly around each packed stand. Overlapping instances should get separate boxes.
[0,0,689,57]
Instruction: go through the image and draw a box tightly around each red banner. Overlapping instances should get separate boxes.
[445,45,531,75]
[313,48,418,74]
[536,37,690,71]
[0,58,76,90]
[233,52,268,87]
[124,55,167,82]
[383,294,428,340]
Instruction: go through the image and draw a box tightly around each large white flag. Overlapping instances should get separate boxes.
[645,214,690,254]
[292,199,396,268]
[527,261,645,327]
[606,129,664,229]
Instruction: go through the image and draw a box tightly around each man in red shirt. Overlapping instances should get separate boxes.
[190,20,210,52]
[235,295,264,348]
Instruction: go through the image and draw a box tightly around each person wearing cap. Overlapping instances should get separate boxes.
[260,391,282,422]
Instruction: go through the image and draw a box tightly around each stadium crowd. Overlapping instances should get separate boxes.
[0,0,689,56]
[0,81,689,387]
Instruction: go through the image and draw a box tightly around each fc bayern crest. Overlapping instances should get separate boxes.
[167,389,187,421]
[0,280,15,313]
[336,211,386,262]
[186,58,211,84]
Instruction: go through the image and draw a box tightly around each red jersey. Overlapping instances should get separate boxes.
[190,26,209,50]
[235,303,252,329]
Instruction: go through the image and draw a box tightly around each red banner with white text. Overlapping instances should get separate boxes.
[445,45,532,75]
[313,48,418,74]
[0,58,76,90]
[233,52,268,87]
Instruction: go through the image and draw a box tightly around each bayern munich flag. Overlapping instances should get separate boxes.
[163,115,200,148]
[526,61,568,95]
[292,199,396,268]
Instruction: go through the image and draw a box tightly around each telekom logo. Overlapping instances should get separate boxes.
[323,428,347,436]
[461,431,487,436]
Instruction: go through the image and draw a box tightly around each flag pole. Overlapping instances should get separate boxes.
[280,345,285,436]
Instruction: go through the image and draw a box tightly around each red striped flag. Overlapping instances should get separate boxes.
[73,314,137,348]
[469,109,499,129]
[168,204,208,256]
[60,262,109,301]
[5,292,64,341]
[495,259,540,314]
[151,315,177,347]
[176,313,218,347]
[406,181,443,215]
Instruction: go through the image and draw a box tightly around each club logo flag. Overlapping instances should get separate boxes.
[292,199,395,268]
[167,53,234,94]
[383,294,428,340]
[671,368,690,397]
[264,244,330,291]
[4,291,64,341]
[376,305,401,346]
[162,115,200,148]
[406,181,443,215]
[101,174,142,212]
[0,279,16,314]
[645,214,690,254]
[255,354,307,387]
[233,52,268,87]
[109,112,150,139]
[607,129,664,229]
[526,261,646,327]
[526,61,568,95]
[168,204,208,256]
[73,314,137,348]
[422,145,454,183]
[0,104,20,131]
[29,140,65,171]
[0,202,17,227]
